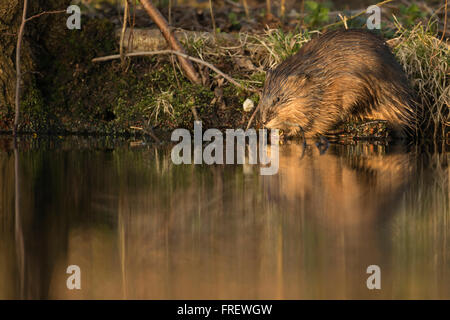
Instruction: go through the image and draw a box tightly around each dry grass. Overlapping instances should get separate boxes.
[392,20,449,140]
[146,90,175,124]
[180,28,314,76]
[250,28,315,68]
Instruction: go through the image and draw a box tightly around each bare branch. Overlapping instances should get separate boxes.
[92,50,259,93]
[120,0,130,66]
[25,9,65,22]
[209,0,216,36]
[266,0,272,17]
[440,0,448,43]
[14,0,28,136]
[242,0,249,18]
[130,126,161,143]
[139,0,201,85]
[246,104,260,130]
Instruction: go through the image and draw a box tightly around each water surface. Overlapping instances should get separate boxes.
[0,137,448,299]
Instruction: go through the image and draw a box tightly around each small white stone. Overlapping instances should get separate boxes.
[243,98,254,112]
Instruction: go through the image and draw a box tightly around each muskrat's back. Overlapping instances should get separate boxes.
[259,29,418,138]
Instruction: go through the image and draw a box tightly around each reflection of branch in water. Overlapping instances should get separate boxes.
[119,209,128,299]
[14,139,25,299]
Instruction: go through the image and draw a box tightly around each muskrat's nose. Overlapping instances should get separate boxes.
[260,109,267,126]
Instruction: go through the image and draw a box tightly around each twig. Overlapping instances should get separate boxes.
[338,13,348,29]
[92,50,259,93]
[440,0,448,43]
[246,103,260,130]
[280,0,286,20]
[25,9,65,22]
[322,0,394,30]
[191,106,200,122]
[170,54,181,89]
[14,0,28,136]
[130,126,161,144]
[168,0,172,25]
[209,0,216,36]
[140,0,201,85]
[266,0,272,18]
[242,0,250,19]
[120,0,130,66]
[127,0,136,54]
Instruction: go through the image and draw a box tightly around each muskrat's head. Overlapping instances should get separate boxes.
[259,68,312,137]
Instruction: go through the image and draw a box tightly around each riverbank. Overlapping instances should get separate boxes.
[0,1,448,141]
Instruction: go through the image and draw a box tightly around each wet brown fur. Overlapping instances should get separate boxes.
[259,29,419,138]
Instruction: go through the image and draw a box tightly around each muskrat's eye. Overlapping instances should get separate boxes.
[274,97,281,104]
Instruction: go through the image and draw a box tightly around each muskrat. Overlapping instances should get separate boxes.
[259,29,419,138]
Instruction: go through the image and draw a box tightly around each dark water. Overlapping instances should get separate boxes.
[0,137,448,299]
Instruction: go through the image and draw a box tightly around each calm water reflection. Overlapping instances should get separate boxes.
[0,137,448,299]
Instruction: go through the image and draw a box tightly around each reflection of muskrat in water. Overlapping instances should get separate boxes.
[259,29,419,138]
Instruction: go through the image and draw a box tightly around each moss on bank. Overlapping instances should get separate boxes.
[12,17,260,137]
